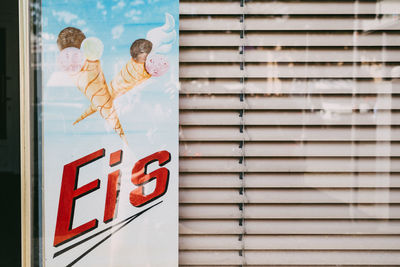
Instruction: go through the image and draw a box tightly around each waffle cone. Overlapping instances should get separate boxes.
[110,58,151,99]
[75,60,126,141]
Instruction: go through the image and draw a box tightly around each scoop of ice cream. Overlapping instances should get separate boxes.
[57,47,85,73]
[57,27,86,51]
[81,37,104,60]
[146,13,176,54]
[145,54,169,77]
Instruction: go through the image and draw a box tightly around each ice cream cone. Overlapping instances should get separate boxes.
[110,58,151,99]
[75,60,127,142]
[73,104,96,125]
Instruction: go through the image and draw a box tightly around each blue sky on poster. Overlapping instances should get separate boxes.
[41,0,179,143]
[42,0,179,61]
[43,0,178,38]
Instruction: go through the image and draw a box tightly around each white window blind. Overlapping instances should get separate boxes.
[179,0,400,266]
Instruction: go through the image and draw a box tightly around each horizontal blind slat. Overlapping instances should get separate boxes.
[180,79,398,94]
[180,204,400,219]
[179,173,400,188]
[179,220,400,235]
[244,251,400,265]
[180,251,400,265]
[180,64,399,78]
[180,251,241,265]
[180,33,400,47]
[180,235,400,250]
[180,17,400,31]
[180,126,400,141]
[180,95,397,110]
[180,1,397,15]
[180,48,400,63]
[179,189,400,204]
[180,142,400,157]
[180,111,400,126]
[180,158,400,172]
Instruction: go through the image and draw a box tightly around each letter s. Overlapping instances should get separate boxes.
[130,150,171,207]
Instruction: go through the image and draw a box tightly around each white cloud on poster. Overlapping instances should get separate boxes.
[47,44,58,52]
[76,19,86,27]
[52,10,88,30]
[130,0,144,6]
[47,71,76,87]
[166,64,179,97]
[153,103,171,119]
[96,1,105,9]
[52,10,78,24]
[45,102,84,109]
[82,28,91,34]
[124,9,142,22]
[42,32,56,41]
[120,98,171,122]
[146,126,158,144]
[112,0,126,10]
[112,25,124,39]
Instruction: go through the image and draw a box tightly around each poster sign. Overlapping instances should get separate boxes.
[41,0,178,266]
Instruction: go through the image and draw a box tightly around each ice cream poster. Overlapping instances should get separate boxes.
[41,0,178,266]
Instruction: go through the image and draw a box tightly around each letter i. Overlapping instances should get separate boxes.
[103,150,123,223]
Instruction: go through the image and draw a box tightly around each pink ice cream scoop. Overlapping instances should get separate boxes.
[57,47,85,73]
[145,54,169,77]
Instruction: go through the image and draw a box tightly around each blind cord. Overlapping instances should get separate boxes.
[239,0,247,265]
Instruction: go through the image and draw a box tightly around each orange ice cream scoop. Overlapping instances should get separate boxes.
[110,58,151,99]
[75,60,127,143]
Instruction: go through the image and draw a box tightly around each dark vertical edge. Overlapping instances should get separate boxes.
[0,28,6,139]
[30,0,43,266]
